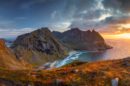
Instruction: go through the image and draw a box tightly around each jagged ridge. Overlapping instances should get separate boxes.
[53,28,112,50]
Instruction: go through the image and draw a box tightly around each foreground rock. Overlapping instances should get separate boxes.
[53,28,112,51]
[11,28,67,66]
[0,39,27,70]
[112,78,119,86]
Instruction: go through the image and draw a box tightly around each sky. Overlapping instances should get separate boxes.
[0,0,130,38]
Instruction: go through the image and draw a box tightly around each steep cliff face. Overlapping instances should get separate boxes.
[53,28,111,51]
[11,28,66,66]
[0,39,26,70]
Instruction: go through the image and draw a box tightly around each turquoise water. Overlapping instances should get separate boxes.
[56,51,105,67]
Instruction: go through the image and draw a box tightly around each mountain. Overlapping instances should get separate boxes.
[53,28,112,51]
[11,28,67,66]
[0,39,26,70]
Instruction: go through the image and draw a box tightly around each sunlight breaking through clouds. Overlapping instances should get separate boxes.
[102,33,130,39]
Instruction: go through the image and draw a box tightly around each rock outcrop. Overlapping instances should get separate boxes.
[53,28,112,51]
[0,39,26,69]
[11,28,66,66]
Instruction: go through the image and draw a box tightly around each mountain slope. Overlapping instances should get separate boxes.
[0,39,26,70]
[53,28,112,50]
[11,28,67,66]
[0,57,129,86]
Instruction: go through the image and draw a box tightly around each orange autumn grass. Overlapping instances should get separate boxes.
[0,57,129,86]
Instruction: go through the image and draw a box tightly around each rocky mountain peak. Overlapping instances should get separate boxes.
[32,27,51,35]
[11,27,66,65]
[71,28,81,32]
[53,28,111,50]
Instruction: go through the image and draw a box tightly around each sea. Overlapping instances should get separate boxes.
[56,39,130,67]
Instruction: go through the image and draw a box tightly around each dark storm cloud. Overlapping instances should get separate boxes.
[69,0,130,30]
[60,0,108,29]
[102,0,130,13]
[45,0,103,31]
[0,0,64,28]
[0,0,130,37]
[103,16,130,24]
[63,0,97,18]
[98,0,130,32]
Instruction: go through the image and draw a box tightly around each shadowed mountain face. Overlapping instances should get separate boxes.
[53,28,111,51]
[0,39,26,70]
[11,28,67,66]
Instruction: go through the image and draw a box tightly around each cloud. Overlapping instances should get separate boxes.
[102,0,130,13]
[0,0,130,35]
[51,11,57,19]
[66,0,130,33]
[66,0,112,30]
[20,0,48,9]
[49,21,71,32]
[15,17,27,20]
[62,0,97,19]
[0,20,16,29]
[0,28,35,38]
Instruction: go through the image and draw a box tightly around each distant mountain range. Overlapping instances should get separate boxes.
[0,27,111,68]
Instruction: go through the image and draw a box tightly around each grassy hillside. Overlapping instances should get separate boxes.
[0,57,129,86]
[0,39,29,70]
